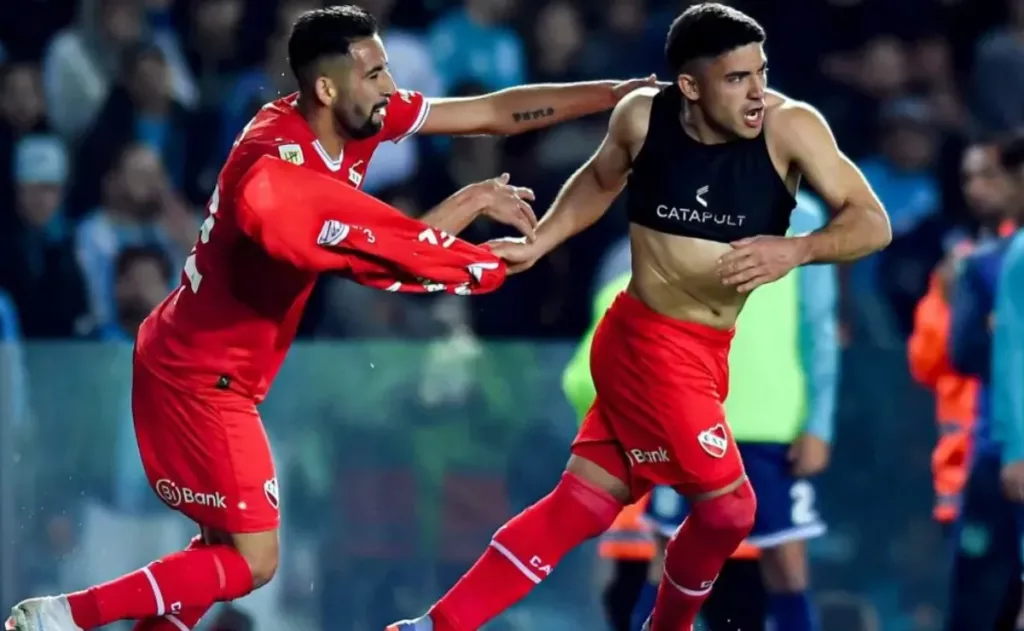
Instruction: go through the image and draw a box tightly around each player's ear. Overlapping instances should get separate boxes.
[677,73,699,101]
[313,77,336,107]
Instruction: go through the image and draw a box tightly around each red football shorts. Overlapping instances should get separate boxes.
[131,354,279,533]
[572,292,744,498]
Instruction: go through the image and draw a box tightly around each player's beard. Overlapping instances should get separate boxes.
[336,103,384,140]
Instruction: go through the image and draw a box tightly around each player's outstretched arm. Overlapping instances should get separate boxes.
[487,91,647,273]
[233,156,506,295]
[782,102,893,263]
[417,76,660,137]
[417,173,537,238]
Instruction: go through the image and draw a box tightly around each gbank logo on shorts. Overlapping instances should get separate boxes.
[697,424,729,458]
[154,479,227,509]
[626,447,671,466]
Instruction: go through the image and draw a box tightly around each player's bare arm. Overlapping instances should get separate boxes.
[418,76,661,137]
[780,101,892,261]
[417,173,537,238]
[718,99,892,292]
[488,89,654,272]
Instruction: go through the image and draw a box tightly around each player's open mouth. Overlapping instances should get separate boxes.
[372,102,388,117]
[743,107,763,128]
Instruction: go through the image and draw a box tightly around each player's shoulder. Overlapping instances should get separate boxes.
[231,96,310,162]
[765,91,835,155]
[610,87,657,140]
[764,91,827,132]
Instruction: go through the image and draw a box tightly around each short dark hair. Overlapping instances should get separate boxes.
[999,132,1024,171]
[665,3,766,73]
[287,5,378,88]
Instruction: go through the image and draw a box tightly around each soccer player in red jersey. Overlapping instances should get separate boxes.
[5,6,658,631]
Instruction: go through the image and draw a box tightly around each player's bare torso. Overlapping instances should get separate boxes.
[622,89,799,330]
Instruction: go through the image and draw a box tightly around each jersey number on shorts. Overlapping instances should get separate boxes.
[789,480,819,526]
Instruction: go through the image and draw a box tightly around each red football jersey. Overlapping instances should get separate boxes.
[136,90,430,401]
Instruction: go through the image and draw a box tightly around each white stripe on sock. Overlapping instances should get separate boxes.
[488,541,542,584]
[663,572,715,597]
[164,615,189,631]
[141,567,166,616]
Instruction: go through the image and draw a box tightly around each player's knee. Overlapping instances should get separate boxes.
[230,530,280,589]
[688,478,757,541]
[245,549,279,588]
[551,470,625,534]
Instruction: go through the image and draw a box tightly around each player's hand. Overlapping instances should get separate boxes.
[717,235,811,293]
[468,173,537,241]
[1001,461,1024,503]
[788,433,830,477]
[484,236,540,274]
[610,75,667,103]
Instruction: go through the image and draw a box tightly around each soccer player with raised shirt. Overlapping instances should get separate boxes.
[4,6,658,631]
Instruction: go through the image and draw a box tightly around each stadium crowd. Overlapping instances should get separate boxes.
[2,0,1024,629]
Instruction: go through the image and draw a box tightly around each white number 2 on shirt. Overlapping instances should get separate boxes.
[179,112,265,295]
[181,185,220,293]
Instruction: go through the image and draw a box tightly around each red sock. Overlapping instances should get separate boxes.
[65,543,253,629]
[429,472,622,631]
[130,604,210,631]
[129,538,216,631]
[650,480,756,631]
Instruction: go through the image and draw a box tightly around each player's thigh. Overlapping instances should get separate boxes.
[133,365,280,534]
[739,442,826,550]
[596,374,745,497]
[570,399,636,503]
[945,455,1021,630]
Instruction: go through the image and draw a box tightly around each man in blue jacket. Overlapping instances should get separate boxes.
[948,135,1024,631]
[992,137,1024,631]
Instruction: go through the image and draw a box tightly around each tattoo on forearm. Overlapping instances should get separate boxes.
[512,107,555,123]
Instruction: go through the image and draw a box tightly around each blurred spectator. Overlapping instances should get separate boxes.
[428,0,525,93]
[862,99,941,238]
[101,245,173,340]
[0,135,90,338]
[520,4,607,174]
[820,36,911,158]
[530,1,585,83]
[355,0,442,193]
[220,11,299,159]
[580,0,662,79]
[911,35,966,133]
[183,0,246,109]
[72,43,202,213]
[43,0,194,140]
[74,143,186,330]
[107,246,173,515]
[0,63,50,225]
[971,0,1024,134]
